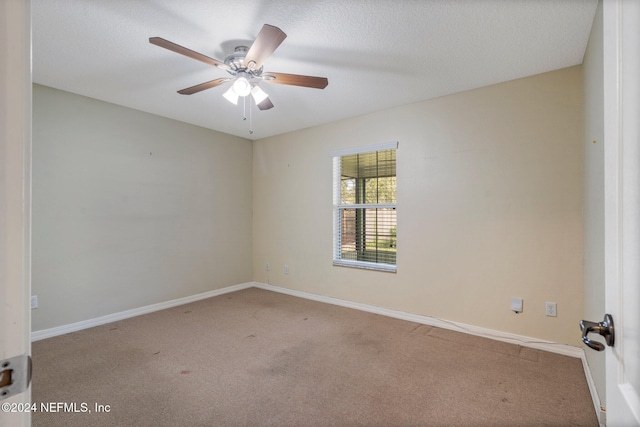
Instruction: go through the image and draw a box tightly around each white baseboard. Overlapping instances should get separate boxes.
[30,282,254,341]
[580,353,606,427]
[32,280,586,359]
[251,281,584,358]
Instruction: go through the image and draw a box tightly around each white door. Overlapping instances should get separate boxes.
[0,1,32,426]
[603,0,640,425]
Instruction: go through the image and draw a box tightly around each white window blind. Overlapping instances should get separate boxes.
[332,142,397,272]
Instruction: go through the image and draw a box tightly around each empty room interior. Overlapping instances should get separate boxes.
[9,0,627,425]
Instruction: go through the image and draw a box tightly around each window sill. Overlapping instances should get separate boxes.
[332,259,397,273]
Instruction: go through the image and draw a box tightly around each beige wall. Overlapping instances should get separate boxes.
[582,0,606,407]
[32,85,253,330]
[253,66,584,345]
[32,65,585,347]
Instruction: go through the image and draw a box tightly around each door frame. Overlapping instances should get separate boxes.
[0,0,32,426]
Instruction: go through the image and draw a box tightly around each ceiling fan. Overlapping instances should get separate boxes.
[149,24,329,111]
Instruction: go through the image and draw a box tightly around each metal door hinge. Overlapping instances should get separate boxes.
[0,355,32,400]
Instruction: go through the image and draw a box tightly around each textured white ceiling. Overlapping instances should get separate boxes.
[33,0,597,140]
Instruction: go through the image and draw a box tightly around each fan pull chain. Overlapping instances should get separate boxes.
[249,101,253,135]
[238,95,254,135]
[242,96,247,121]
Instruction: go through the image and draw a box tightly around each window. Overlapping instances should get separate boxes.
[332,142,397,272]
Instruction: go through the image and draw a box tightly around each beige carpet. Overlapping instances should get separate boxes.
[32,287,598,426]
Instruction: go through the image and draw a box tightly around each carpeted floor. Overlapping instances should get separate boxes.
[31,287,598,426]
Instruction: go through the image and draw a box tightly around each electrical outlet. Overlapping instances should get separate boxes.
[31,295,38,309]
[545,302,557,317]
[284,265,289,275]
[264,263,270,271]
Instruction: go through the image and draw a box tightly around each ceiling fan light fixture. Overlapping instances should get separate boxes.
[151,23,328,119]
[223,87,239,105]
[232,75,251,97]
[251,85,269,104]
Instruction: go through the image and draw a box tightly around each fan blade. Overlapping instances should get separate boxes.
[257,98,274,110]
[244,24,287,71]
[178,78,230,95]
[262,72,328,89]
[149,37,230,70]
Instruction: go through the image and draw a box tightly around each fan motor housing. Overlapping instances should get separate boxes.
[224,46,263,77]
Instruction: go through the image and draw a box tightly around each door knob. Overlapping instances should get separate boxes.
[579,314,614,351]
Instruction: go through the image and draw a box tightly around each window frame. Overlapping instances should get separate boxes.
[332,141,398,273]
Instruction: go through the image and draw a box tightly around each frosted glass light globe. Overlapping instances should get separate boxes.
[232,76,251,96]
